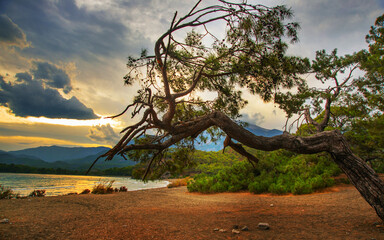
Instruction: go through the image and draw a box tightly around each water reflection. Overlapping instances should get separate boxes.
[0,173,169,196]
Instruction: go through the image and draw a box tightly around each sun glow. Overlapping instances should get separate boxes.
[0,136,111,150]
[0,106,122,128]
[26,116,117,127]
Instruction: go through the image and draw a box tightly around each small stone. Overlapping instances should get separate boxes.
[0,218,9,224]
[232,225,239,229]
[241,226,249,231]
[232,229,240,234]
[270,204,274,207]
[258,222,270,230]
[218,229,227,233]
[213,228,219,232]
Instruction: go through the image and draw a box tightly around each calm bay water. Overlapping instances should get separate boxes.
[0,173,169,196]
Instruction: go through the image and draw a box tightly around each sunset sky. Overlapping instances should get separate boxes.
[0,0,383,151]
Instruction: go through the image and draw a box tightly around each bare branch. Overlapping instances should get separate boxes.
[228,140,260,163]
[173,65,206,98]
[142,150,164,180]
[107,103,136,119]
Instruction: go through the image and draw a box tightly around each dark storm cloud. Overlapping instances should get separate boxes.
[0,14,28,47]
[31,61,72,93]
[0,0,141,62]
[14,72,32,83]
[0,73,98,120]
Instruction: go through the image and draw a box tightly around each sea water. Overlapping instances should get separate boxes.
[0,173,169,196]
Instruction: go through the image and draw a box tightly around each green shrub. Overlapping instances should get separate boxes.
[187,175,214,193]
[210,181,229,192]
[371,160,384,173]
[188,149,341,195]
[248,180,269,194]
[309,174,334,190]
[187,161,254,193]
[268,182,289,194]
[292,178,313,195]
[248,172,274,194]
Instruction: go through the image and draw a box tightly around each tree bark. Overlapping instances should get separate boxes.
[331,147,384,221]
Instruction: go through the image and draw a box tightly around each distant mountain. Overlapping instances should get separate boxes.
[1,146,135,171]
[9,146,110,162]
[246,124,283,137]
[195,123,283,152]
[0,150,53,168]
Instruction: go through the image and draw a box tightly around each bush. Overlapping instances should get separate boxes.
[187,161,254,193]
[291,178,313,195]
[248,174,273,194]
[167,177,192,188]
[188,149,341,195]
[210,181,229,192]
[119,186,128,192]
[268,182,289,194]
[371,160,384,173]
[91,180,115,194]
[29,189,46,197]
[0,185,19,199]
[187,175,214,193]
[80,189,91,194]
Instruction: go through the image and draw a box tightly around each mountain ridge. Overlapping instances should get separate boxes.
[1,146,135,171]
[9,146,110,163]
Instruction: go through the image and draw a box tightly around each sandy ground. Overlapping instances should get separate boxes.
[0,183,383,240]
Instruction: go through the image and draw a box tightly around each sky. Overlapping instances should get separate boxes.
[0,0,383,151]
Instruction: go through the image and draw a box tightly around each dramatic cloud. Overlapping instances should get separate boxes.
[0,14,28,48]
[0,0,147,62]
[31,61,72,93]
[0,62,98,119]
[14,72,32,83]
[87,124,119,145]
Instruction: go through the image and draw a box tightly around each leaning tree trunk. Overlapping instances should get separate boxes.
[330,138,384,221]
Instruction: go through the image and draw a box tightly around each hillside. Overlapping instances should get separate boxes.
[0,147,135,171]
[0,150,53,168]
[9,146,110,162]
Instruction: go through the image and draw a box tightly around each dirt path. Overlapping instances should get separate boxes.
[0,184,383,240]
